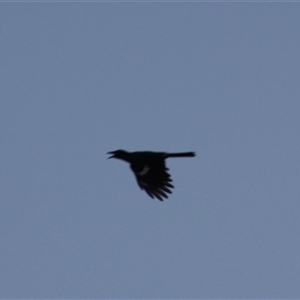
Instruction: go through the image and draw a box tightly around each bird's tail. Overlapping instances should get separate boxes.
[166,152,196,158]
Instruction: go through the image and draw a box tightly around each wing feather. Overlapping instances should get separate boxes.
[134,163,174,201]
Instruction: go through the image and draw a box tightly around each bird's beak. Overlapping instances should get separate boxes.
[107,151,115,159]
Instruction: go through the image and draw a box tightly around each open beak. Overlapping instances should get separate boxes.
[107,151,115,159]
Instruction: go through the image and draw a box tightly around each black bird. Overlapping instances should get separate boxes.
[107,149,196,201]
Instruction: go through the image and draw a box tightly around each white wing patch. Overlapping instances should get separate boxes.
[137,165,150,176]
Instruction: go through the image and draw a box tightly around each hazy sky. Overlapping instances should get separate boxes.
[1,3,300,298]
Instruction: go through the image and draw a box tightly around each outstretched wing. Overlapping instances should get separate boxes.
[131,161,174,201]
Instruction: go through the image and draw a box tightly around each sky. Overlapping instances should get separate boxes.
[1,2,300,298]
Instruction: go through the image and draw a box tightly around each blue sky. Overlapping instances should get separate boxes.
[1,3,300,298]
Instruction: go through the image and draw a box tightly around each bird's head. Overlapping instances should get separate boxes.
[107,149,128,160]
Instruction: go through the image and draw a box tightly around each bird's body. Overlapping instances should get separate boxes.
[107,149,195,201]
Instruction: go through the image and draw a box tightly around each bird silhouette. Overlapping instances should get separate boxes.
[107,149,196,201]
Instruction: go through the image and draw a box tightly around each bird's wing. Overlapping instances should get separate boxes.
[131,162,174,201]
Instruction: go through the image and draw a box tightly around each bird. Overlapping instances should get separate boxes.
[107,149,196,201]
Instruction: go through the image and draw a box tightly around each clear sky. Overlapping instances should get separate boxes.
[1,2,300,298]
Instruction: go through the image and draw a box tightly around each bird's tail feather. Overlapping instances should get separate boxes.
[166,152,196,158]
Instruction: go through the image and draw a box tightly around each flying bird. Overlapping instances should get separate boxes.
[107,149,196,201]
